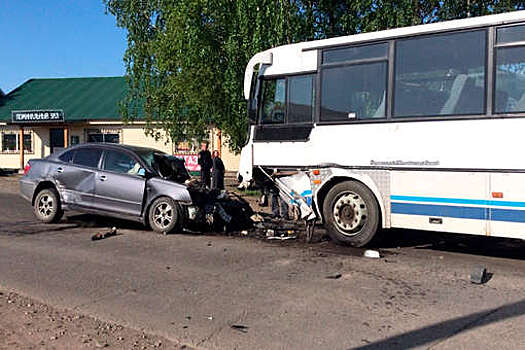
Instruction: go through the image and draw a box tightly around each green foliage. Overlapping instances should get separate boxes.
[104,0,525,152]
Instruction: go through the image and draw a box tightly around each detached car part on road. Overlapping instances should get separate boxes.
[20,144,252,233]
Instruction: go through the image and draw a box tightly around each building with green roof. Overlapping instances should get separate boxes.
[0,77,238,171]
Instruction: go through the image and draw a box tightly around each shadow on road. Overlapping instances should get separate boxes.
[351,299,525,350]
[375,229,525,261]
[65,213,146,231]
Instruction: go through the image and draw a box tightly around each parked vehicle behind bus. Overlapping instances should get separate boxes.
[238,10,525,246]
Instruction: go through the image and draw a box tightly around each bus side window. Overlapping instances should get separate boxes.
[320,43,388,121]
[260,79,286,124]
[394,30,486,118]
[494,25,525,114]
[288,75,315,124]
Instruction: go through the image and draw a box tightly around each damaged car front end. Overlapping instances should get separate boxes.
[20,144,252,234]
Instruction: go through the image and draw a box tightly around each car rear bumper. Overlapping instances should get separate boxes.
[19,179,36,203]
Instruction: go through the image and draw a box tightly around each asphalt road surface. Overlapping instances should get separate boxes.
[1,176,525,349]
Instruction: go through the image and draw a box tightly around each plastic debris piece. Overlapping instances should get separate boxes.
[266,229,275,237]
[241,230,249,236]
[470,265,488,284]
[363,250,381,259]
[326,273,342,279]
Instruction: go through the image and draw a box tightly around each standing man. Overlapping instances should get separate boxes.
[211,150,225,190]
[198,141,212,188]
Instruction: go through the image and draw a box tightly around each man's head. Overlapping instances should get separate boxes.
[201,142,208,151]
[212,150,219,158]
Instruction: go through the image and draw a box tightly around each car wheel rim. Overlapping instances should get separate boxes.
[332,191,368,236]
[153,202,173,230]
[38,194,54,218]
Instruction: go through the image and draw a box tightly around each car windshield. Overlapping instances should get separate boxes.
[133,148,166,170]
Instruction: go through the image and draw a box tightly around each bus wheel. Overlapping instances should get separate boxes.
[322,181,380,247]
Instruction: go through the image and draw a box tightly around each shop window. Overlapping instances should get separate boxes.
[70,135,80,145]
[87,132,120,143]
[23,134,32,152]
[1,132,33,153]
[2,134,17,152]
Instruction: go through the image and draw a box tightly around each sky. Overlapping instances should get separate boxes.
[0,0,127,94]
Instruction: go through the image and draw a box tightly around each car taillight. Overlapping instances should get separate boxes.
[23,163,31,175]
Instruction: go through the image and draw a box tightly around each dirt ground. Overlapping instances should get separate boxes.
[0,287,189,350]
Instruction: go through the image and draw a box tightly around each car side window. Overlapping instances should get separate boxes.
[73,148,102,168]
[103,150,141,175]
[59,150,74,163]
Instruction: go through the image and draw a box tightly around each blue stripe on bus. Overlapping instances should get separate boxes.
[491,208,525,223]
[391,202,525,223]
[391,202,487,220]
[390,195,525,208]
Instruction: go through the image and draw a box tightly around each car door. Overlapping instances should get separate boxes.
[93,149,146,217]
[53,147,102,208]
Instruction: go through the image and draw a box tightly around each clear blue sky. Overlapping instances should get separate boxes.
[0,0,127,94]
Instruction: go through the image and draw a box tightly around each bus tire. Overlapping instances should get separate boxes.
[322,181,380,247]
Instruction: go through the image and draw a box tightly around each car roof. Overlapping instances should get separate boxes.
[64,143,162,154]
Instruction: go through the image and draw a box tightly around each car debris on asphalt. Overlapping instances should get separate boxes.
[325,273,342,279]
[230,324,249,333]
[91,227,118,241]
[470,265,490,284]
[363,249,381,259]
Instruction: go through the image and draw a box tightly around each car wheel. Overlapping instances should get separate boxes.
[148,197,180,234]
[34,188,63,223]
[322,181,380,247]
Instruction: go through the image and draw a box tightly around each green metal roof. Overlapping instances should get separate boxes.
[0,77,140,123]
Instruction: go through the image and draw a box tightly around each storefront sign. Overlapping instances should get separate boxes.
[11,110,64,123]
[174,153,200,172]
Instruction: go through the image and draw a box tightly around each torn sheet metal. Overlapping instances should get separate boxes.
[258,166,316,221]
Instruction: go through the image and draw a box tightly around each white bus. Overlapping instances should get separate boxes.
[238,10,525,246]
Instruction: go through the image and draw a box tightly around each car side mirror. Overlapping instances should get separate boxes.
[137,168,146,177]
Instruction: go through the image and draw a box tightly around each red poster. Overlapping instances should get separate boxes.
[174,153,200,172]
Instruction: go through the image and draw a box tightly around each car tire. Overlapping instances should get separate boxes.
[148,197,181,234]
[33,188,63,224]
[322,181,380,247]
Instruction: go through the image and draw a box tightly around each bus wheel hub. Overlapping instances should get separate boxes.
[333,192,368,234]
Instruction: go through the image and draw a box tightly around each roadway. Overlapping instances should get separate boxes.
[1,176,525,349]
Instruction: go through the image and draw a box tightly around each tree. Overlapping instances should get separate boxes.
[104,0,525,152]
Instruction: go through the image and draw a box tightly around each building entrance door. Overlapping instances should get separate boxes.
[50,128,65,154]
